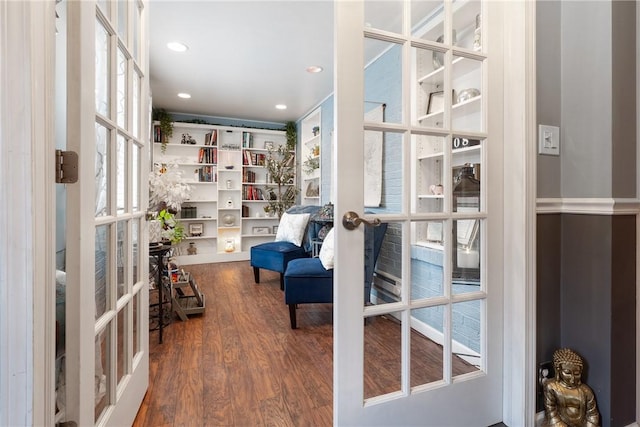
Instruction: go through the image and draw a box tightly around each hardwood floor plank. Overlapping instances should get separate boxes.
[172,368,204,427]
[259,395,294,427]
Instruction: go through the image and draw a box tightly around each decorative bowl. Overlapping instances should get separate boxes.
[457,88,481,103]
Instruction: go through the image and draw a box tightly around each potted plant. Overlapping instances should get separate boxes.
[302,155,319,175]
[265,121,299,218]
[148,162,192,244]
[157,208,185,244]
[152,108,174,153]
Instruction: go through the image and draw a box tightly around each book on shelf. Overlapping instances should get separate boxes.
[199,147,217,164]
[242,185,265,201]
[205,129,218,146]
[242,131,253,148]
[242,169,256,183]
[197,166,216,182]
[153,125,162,142]
[242,205,249,218]
[243,150,266,167]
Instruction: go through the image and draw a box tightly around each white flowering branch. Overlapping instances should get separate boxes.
[149,162,193,212]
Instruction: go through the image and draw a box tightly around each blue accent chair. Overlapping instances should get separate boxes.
[284,222,388,329]
[250,205,322,290]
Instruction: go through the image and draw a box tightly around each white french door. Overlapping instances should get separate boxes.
[63,1,149,425]
[333,1,505,424]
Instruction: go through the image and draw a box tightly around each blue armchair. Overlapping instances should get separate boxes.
[284,222,388,329]
[250,205,322,290]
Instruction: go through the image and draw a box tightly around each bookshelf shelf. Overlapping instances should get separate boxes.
[153,121,290,264]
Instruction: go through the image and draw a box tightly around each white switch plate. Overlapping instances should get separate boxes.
[538,124,560,156]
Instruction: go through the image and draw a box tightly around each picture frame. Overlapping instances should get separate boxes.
[253,226,271,235]
[264,141,274,150]
[189,223,204,237]
[427,91,444,115]
[272,225,279,234]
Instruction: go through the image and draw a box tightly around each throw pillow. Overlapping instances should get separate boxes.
[275,212,311,247]
[319,227,335,270]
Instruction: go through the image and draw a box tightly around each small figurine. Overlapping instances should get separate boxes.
[181,133,196,145]
[542,348,600,427]
[187,242,197,255]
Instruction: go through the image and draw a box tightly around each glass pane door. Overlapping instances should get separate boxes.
[63,1,149,425]
[334,1,501,424]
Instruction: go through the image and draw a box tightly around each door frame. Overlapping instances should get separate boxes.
[0,1,57,426]
[500,0,538,424]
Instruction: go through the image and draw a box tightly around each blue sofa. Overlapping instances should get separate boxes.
[250,205,322,290]
[284,222,388,329]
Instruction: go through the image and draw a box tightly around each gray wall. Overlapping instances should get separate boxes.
[536,0,561,198]
[560,1,612,198]
[536,1,637,425]
[611,0,637,198]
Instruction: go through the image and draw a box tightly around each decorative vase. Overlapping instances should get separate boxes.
[224,238,235,253]
[222,213,235,226]
[149,220,162,243]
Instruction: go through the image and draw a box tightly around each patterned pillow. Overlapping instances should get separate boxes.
[319,227,335,270]
[275,212,311,247]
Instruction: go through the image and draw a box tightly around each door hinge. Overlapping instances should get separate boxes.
[55,149,78,183]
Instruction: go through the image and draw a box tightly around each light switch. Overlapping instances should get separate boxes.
[538,124,560,156]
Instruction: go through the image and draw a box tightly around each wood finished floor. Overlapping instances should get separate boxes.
[133,261,476,427]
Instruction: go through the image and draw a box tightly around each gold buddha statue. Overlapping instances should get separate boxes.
[543,348,600,427]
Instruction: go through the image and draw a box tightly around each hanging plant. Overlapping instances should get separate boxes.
[284,121,297,151]
[152,108,174,153]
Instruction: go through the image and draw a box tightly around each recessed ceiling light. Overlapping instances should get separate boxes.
[275,104,287,110]
[306,65,324,73]
[177,93,191,99]
[167,42,188,52]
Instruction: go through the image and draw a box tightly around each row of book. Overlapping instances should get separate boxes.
[242,185,266,201]
[242,170,260,183]
[242,150,267,166]
[198,147,217,164]
[196,166,216,182]
[153,125,163,143]
[242,131,253,148]
[204,130,218,146]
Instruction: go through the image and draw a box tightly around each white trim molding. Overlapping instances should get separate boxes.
[537,198,640,215]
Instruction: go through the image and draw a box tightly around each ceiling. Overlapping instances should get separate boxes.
[149,1,334,124]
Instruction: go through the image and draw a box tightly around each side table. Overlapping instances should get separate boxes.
[149,243,172,343]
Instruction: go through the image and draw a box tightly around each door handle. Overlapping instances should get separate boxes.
[342,211,381,230]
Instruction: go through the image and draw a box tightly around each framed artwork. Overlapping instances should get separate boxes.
[427,91,444,115]
[189,223,204,237]
[253,226,271,235]
[272,225,279,234]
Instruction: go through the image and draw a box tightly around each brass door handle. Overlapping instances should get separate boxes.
[342,211,381,230]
